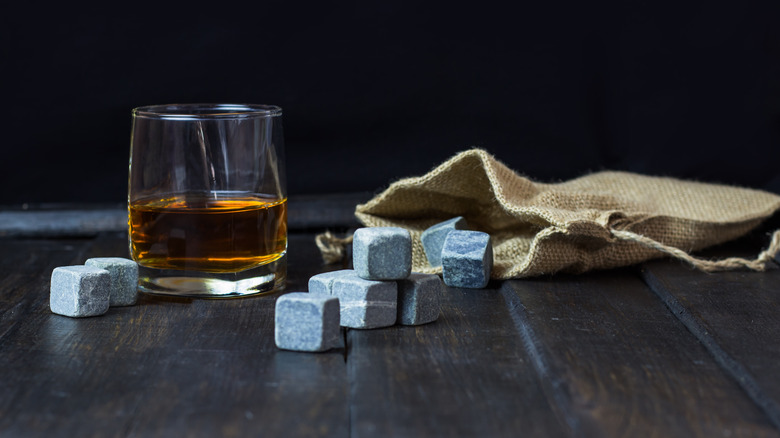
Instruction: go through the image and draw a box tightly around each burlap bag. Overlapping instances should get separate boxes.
[349,149,780,278]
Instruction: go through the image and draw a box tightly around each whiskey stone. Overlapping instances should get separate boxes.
[85,257,138,306]
[275,292,341,352]
[331,273,398,329]
[420,216,469,267]
[308,269,354,295]
[353,227,412,280]
[397,273,442,325]
[441,230,493,289]
[50,266,111,317]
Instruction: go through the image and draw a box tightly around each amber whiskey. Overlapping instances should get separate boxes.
[129,194,287,273]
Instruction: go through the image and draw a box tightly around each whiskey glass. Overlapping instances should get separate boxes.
[128,104,287,298]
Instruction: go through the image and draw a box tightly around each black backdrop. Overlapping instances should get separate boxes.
[4,1,780,204]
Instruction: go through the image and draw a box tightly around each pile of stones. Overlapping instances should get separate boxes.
[275,216,493,352]
[49,258,138,317]
[46,216,493,352]
[420,216,492,289]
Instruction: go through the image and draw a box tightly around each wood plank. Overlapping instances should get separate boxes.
[500,269,779,437]
[0,232,349,438]
[641,255,780,430]
[0,209,127,237]
[0,236,97,350]
[5,202,778,437]
[0,192,370,237]
[347,285,568,438]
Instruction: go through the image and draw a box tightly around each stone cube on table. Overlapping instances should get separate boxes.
[85,257,138,306]
[397,273,442,325]
[310,269,398,329]
[275,292,341,352]
[421,216,468,267]
[441,230,493,289]
[353,227,411,280]
[50,266,111,317]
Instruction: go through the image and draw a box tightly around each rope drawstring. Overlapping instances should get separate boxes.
[611,229,780,272]
[315,231,353,265]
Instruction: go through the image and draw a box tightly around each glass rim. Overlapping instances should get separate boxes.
[132,103,282,120]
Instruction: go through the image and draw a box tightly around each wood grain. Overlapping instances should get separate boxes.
[347,284,568,438]
[501,269,779,437]
[2,204,780,437]
[0,232,348,438]
[641,258,780,431]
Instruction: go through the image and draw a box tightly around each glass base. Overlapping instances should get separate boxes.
[138,255,286,298]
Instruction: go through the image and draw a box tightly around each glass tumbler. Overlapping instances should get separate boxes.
[128,104,287,298]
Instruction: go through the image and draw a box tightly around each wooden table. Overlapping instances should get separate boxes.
[1,194,779,437]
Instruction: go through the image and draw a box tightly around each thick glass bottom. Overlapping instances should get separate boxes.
[138,255,286,298]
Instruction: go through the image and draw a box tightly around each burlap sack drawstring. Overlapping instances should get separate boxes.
[611,228,780,272]
[317,149,780,278]
[315,231,354,265]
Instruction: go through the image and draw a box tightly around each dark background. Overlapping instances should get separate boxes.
[4,1,780,204]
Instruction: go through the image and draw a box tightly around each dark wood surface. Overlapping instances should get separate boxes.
[642,260,780,430]
[1,196,779,437]
[502,273,777,437]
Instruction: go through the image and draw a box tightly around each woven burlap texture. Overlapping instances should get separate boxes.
[354,149,780,278]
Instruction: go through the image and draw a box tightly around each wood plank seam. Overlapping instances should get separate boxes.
[342,328,349,363]
[346,329,356,438]
[498,284,578,436]
[640,267,780,432]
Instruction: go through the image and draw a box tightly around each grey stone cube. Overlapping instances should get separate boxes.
[420,216,469,267]
[308,269,354,295]
[397,273,442,325]
[85,257,138,306]
[331,273,398,329]
[50,266,111,317]
[275,292,341,352]
[441,230,493,289]
[353,227,412,280]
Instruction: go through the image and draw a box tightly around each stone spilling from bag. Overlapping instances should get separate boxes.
[50,266,111,317]
[275,293,341,352]
[441,230,493,289]
[421,216,468,267]
[397,273,442,325]
[354,149,780,278]
[353,227,412,280]
[85,257,139,306]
